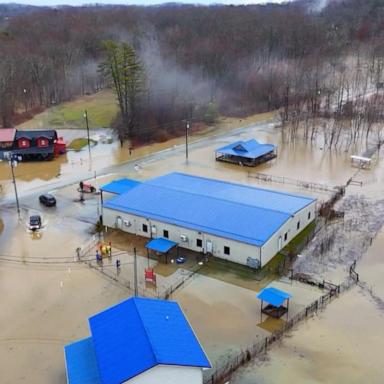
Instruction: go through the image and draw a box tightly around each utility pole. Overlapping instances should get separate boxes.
[8,153,20,220]
[133,247,138,296]
[83,110,92,170]
[185,120,190,160]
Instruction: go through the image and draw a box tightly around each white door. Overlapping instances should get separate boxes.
[206,240,213,254]
[116,216,123,229]
[278,236,282,251]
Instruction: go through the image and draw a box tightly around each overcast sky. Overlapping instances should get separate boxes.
[0,0,288,6]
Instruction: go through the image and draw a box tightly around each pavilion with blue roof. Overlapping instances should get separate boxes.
[257,286,292,319]
[215,139,277,166]
[64,297,211,384]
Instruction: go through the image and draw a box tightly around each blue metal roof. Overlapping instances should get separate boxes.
[100,178,141,195]
[257,287,292,307]
[64,338,101,384]
[104,183,291,246]
[216,139,275,159]
[88,297,210,384]
[104,173,316,246]
[148,173,315,215]
[146,237,178,253]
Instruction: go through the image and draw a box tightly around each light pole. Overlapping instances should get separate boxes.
[23,89,27,113]
[133,247,138,296]
[83,110,92,170]
[185,120,190,160]
[7,153,21,220]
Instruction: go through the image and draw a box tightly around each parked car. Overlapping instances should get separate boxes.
[39,194,56,207]
[29,215,42,231]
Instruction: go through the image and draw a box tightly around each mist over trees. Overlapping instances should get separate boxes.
[0,0,384,142]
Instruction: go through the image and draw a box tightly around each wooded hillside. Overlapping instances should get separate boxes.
[0,0,383,141]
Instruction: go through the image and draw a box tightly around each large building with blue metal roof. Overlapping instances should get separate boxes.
[102,173,316,268]
[64,297,210,384]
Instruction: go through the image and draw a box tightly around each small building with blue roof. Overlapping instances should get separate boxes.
[64,297,210,384]
[101,172,316,268]
[215,139,277,166]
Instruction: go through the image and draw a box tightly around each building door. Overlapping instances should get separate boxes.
[278,236,282,251]
[206,240,213,254]
[115,216,123,229]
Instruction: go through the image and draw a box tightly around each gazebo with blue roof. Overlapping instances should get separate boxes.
[64,297,211,384]
[257,286,292,319]
[215,139,277,166]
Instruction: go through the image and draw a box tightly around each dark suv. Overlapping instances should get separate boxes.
[39,194,56,207]
[29,215,42,231]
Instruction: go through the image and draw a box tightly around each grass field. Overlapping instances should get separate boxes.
[17,90,118,129]
[68,138,98,151]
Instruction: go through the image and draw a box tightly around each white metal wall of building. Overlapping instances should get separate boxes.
[125,365,203,384]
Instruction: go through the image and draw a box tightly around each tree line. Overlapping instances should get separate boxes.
[0,0,383,143]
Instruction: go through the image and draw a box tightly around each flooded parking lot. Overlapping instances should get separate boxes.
[1,117,384,383]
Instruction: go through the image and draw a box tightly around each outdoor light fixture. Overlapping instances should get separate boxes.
[83,110,92,171]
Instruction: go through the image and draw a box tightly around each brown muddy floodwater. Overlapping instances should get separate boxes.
[231,229,384,384]
[1,118,384,383]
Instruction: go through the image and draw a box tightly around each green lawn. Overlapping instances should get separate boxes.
[68,138,97,151]
[262,220,317,273]
[17,90,118,129]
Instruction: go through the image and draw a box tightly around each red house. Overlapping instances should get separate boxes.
[0,128,16,149]
[0,129,66,161]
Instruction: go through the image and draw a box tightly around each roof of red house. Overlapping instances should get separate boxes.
[15,130,57,140]
[0,128,16,142]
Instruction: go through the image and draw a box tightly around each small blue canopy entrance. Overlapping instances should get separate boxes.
[145,237,178,253]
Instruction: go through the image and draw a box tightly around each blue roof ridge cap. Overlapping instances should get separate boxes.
[162,172,315,203]
[132,298,211,369]
[88,297,158,383]
[215,139,276,153]
[145,176,296,217]
[104,202,276,245]
[132,297,161,365]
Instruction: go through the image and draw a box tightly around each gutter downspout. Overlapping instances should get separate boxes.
[100,190,104,225]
